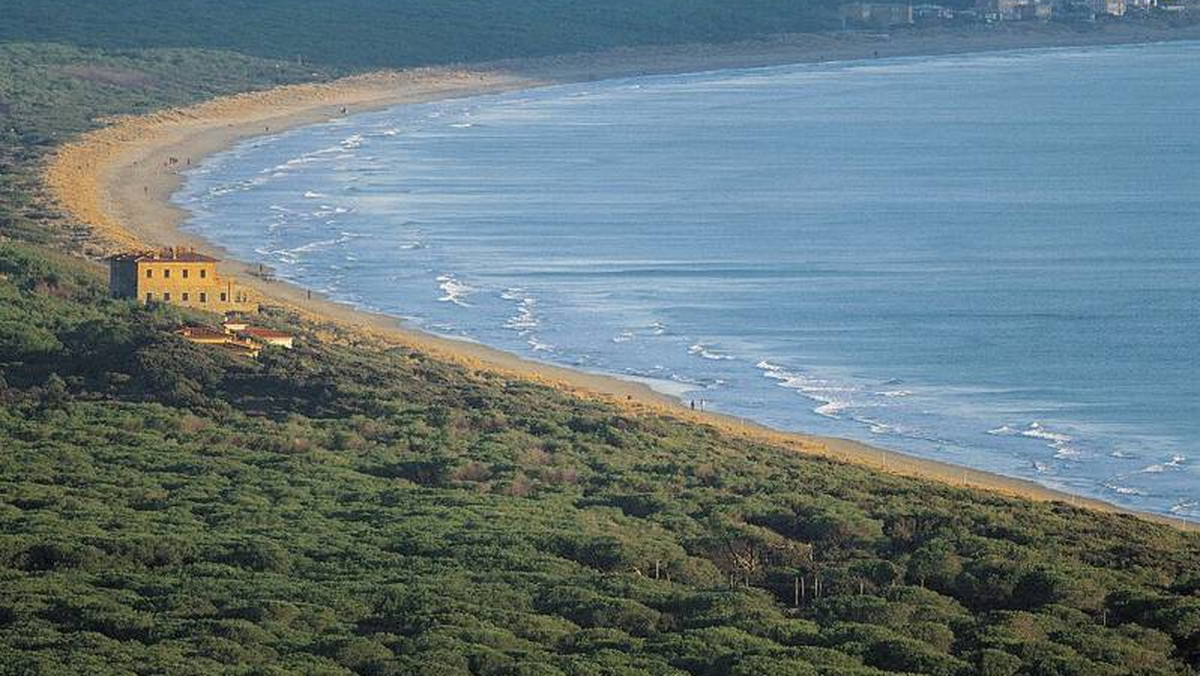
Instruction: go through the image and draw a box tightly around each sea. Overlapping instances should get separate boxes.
[174,41,1200,520]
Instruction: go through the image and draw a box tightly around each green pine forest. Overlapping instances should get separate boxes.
[2,2,1200,675]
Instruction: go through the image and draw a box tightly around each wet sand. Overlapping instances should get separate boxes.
[45,25,1200,530]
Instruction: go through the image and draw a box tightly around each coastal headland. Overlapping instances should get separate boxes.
[46,23,1200,530]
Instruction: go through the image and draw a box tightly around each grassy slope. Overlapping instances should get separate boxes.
[2,3,1200,675]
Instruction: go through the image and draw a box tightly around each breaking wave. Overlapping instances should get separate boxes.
[436,274,473,307]
[988,422,1081,460]
[689,343,734,361]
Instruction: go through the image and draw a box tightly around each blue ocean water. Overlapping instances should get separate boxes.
[175,42,1200,520]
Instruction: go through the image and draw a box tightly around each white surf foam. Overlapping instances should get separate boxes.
[436,274,473,307]
[1104,482,1144,496]
[688,343,734,361]
[527,337,553,352]
[1171,500,1199,518]
[989,421,1081,460]
[757,361,857,420]
[1138,455,1187,474]
[505,299,539,332]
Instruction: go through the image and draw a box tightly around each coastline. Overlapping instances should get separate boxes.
[45,25,1200,530]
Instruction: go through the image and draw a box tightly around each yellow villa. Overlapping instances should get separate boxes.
[108,247,256,312]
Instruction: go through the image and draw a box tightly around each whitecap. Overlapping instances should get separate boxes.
[1139,455,1187,473]
[1104,482,1143,496]
[1053,446,1083,460]
[1170,500,1199,517]
[436,274,473,307]
[688,343,734,361]
[1022,422,1073,444]
[815,401,850,419]
[612,331,635,343]
[989,421,1080,460]
[505,299,539,332]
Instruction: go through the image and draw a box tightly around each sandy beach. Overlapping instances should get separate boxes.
[45,24,1200,530]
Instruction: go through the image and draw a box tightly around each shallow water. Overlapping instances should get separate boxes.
[176,41,1200,520]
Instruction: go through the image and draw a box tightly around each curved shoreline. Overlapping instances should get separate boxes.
[46,28,1200,530]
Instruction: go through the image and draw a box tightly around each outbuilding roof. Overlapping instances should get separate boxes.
[241,328,294,339]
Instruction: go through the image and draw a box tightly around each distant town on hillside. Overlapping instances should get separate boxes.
[841,0,1190,26]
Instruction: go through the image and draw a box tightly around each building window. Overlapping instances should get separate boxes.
[199,292,207,303]
[145,268,153,278]
[163,292,171,302]
[182,293,189,301]
[164,269,171,279]
[200,269,207,279]
[220,292,228,302]
[145,292,153,302]
[182,269,189,279]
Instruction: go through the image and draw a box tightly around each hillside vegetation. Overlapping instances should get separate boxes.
[2,241,1200,676]
[2,0,834,70]
[3,3,1200,675]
